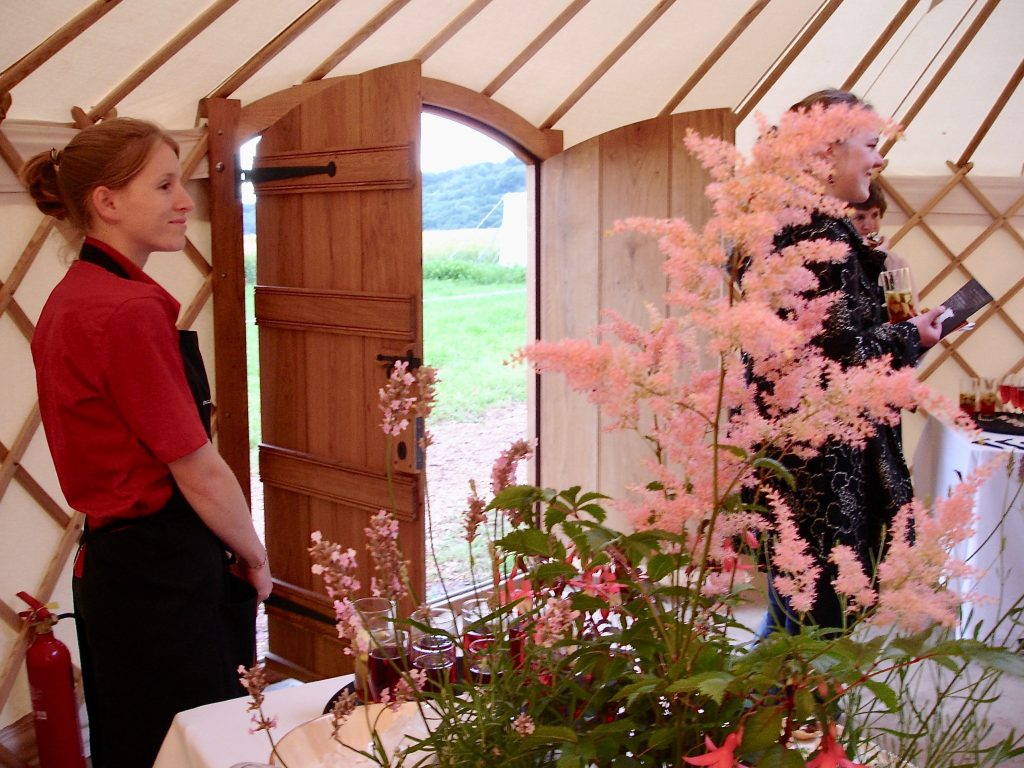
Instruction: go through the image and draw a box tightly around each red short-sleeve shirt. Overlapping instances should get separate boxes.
[31,238,210,526]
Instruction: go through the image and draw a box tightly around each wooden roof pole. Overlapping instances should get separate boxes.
[84,0,241,123]
[483,0,590,97]
[955,55,1024,168]
[303,0,414,82]
[880,0,1000,156]
[734,0,843,122]
[842,0,924,92]
[203,0,343,104]
[542,0,678,130]
[0,0,124,96]
[659,0,770,117]
[415,0,494,63]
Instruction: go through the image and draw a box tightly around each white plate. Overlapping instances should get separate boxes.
[270,703,430,766]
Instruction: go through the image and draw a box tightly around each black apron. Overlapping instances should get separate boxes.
[72,242,256,768]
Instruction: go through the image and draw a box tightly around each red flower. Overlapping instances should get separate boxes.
[807,725,867,768]
[683,730,748,767]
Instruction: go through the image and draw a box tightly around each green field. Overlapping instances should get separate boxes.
[244,234,527,444]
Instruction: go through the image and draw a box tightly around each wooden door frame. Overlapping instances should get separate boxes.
[204,79,563,512]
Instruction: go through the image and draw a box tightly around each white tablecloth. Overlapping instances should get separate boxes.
[153,674,352,768]
[912,415,1024,642]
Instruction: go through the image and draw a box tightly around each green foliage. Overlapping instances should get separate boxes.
[423,157,526,230]
[396,488,1024,768]
[424,259,525,284]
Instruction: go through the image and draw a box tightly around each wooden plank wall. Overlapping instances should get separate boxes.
[539,109,737,522]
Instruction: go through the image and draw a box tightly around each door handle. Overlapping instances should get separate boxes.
[376,350,422,376]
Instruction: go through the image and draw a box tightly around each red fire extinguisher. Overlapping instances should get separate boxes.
[17,592,85,768]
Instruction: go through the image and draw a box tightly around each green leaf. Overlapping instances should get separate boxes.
[742,706,784,752]
[531,725,577,743]
[645,553,678,582]
[751,456,796,489]
[756,744,807,768]
[534,561,580,581]
[498,528,552,557]
[886,627,935,658]
[863,680,900,712]
[488,483,543,511]
[960,644,1024,676]
[664,671,734,703]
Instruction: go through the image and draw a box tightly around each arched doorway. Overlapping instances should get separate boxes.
[221,65,559,677]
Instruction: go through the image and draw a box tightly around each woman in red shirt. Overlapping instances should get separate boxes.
[22,118,271,768]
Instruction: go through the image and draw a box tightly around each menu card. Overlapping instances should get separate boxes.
[937,279,993,339]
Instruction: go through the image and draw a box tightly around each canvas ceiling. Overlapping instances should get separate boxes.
[1,0,1022,179]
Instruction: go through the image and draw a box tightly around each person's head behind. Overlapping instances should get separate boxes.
[19,117,180,235]
[850,178,888,238]
[789,89,883,205]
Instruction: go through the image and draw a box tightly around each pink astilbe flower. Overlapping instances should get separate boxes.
[463,479,488,544]
[512,713,535,736]
[806,724,867,768]
[682,730,748,767]
[766,490,821,614]
[491,439,536,496]
[238,664,277,734]
[329,689,359,737]
[365,509,410,603]
[830,545,877,612]
[532,596,580,647]
[308,530,360,601]
[870,459,1001,631]
[378,360,439,437]
[491,438,537,526]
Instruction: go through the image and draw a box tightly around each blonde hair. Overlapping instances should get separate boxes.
[19,118,179,233]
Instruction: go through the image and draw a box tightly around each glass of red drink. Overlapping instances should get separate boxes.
[465,638,497,685]
[413,650,455,691]
[959,378,978,416]
[460,597,497,649]
[352,597,395,700]
[367,628,409,702]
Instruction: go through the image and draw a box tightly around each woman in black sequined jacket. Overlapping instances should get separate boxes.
[759,90,946,634]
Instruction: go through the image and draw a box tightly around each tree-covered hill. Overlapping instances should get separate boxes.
[243,156,525,234]
[422,157,525,230]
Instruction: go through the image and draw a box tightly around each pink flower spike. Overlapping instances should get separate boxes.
[807,725,867,768]
[683,730,749,767]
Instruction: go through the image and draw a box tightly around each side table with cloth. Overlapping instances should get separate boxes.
[912,414,1024,644]
[154,674,351,768]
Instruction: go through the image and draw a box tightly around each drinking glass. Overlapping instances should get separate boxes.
[409,605,456,641]
[959,378,978,416]
[367,628,409,702]
[879,268,916,322]
[999,374,1017,412]
[352,597,395,700]
[412,635,456,691]
[465,638,497,685]
[978,378,998,415]
[460,596,497,649]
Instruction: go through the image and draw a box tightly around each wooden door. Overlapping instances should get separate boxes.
[253,61,424,680]
[538,109,736,530]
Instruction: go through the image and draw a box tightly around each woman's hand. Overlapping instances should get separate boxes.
[236,557,273,602]
[908,305,946,349]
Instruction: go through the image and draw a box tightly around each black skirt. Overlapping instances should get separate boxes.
[73,491,256,768]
